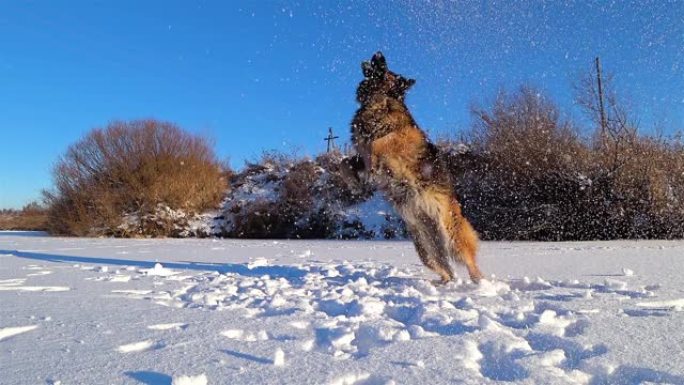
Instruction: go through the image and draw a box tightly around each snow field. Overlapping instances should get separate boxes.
[1,234,684,384]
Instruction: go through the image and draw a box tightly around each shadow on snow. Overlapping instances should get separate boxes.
[125,371,172,385]
[2,249,308,283]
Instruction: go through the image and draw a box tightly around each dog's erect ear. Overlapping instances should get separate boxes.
[371,51,387,73]
[361,52,387,78]
[362,61,373,78]
[398,77,416,92]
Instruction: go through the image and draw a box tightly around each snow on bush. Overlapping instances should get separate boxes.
[213,151,405,239]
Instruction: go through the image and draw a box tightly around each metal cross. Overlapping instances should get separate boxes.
[324,127,339,153]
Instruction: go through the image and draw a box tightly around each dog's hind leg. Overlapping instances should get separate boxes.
[407,225,453,283]
[404,210,454,284]
[420,188,483,284]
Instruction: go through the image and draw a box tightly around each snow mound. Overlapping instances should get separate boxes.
[212,154,405,239]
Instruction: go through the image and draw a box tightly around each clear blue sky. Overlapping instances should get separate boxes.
[1,1,682,209]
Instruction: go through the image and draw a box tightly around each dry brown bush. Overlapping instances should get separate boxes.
[44,119,227,236]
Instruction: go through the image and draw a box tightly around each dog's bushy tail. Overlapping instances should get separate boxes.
[442,197,483,283]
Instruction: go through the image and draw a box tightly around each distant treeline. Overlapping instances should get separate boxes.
[8,75,683,240]
[0,202,48,231]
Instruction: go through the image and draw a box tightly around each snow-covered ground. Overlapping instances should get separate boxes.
[1,232,683,385]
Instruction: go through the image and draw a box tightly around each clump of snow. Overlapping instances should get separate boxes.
[636,299,684,311]
[147,323,187,331]
[172,374,208,385]
[0,277,70,292]
[221,329,269,342]
[142,263,177,277]
[247,258,269,269]
[0,325,38,341]
[116,340,156,353]
[273,348,285,366]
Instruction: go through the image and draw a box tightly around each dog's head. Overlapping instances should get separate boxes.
[356,52,415,104]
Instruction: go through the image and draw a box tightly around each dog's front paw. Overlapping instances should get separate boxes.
[340,155,366,188]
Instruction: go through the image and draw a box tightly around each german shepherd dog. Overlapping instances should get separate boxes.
[343,52,483,284]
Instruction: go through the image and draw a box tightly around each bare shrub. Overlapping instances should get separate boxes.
[44,119,227,236]
[584,132,684,239]
[231,200,282,238]
[573,65,684,239]
[452,85,684,240]
[458,87,588,240]
[471,87,587,178]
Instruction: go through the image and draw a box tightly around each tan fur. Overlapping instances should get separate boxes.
[349,52,484,283]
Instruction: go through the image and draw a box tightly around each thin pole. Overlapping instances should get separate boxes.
[595,57,607,137]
